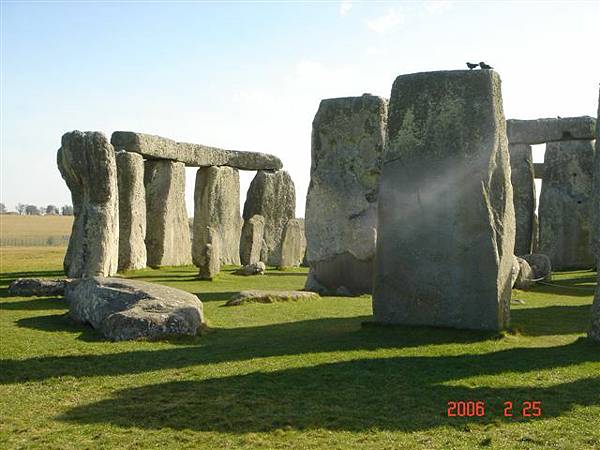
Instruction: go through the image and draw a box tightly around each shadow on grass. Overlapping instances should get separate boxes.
[511,304,592,336]
[4,315,498,384]
[16,313,105,342]
[58,340,599,432]
[0,297,67,311]
[525,272,597,298]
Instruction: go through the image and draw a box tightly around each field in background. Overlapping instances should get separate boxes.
[0,215,73,247]
[1,246,599,449]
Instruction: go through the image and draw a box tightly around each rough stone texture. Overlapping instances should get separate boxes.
[193,166,242,269]
[590,90,600,343]
[520,253,552,281]
[513,257,535,289]
[243,170,296,266]
[373,70,515,331]
[57,131,119,278]
[116,151,147,271]
[506,116,596,145]
[195,227,221,280]
[111,131,282,171]
[305,94,388,294]
[510,256,520,288]
[8,278,68,297]
[239,215,265,265]
[533,163,545,179]
[226,290,319,306]
[509,144,536,255]
[233,261,266,276]
[279,219,306,268]
[66,277,205,341]
[144,160,192,268]
[538,140,595,270]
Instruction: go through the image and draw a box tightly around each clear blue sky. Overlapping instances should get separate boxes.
[2,1,599,216]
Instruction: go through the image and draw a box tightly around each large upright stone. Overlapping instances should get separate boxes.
[507,116,596,145]
[144,160,192,267]
[240,214,265,265]
[57,131,119,278]
[116,152,147,271]
[193,166,242,268]
[509,143,536,255]
[111,131,282,170]
[373,70,515,331]
[243,170,295,266]
[588,89,599,343]
[279,218,306,268]
[538,140,595,270]
[305,94,388,294]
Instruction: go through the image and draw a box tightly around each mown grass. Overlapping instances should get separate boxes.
[0,247,599,449]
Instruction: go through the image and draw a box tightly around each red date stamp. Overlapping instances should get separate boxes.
[447,400,542,417]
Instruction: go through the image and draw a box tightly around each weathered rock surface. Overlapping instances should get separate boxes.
[509,144,536,255]
[57,131,119,278]
[233,261,266,276]
[279,219,306,268]
[243,170,295,266]
[144,160,192,267]
[111,131,282,170]
[66,277,205,341]
[225,289,319,306]
[510,256,521,288]
[513,257,535,289]
[193,166,242,269]
[589,90,600,343]
[116,151,147,271]
[305,94,387,294]
[538,140,595,270]
[196,226,221,280]
[8,278,68,297]
[520,253,552,281]
[506,116,596,145]
[373,70,515,331]
[239,214,265,265]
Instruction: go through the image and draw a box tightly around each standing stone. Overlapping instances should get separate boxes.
[538,140,595,270]
[196,226,221,280]
[279,218,307,268]
[240,214,265,265]
[590,88,600,343]
[57,131,119,278]
[305,94,388,294]
[373,70,515,331]
[144,160,192,268]
[116,152,147,271]
[193,166,242,268]
[243,170,295,266]
[509,143,536,255]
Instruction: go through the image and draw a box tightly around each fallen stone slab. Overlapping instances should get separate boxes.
[111,131,282,171]
[66,277,205,341]
[225,289,319,306]
[373,70,515,331]
[520,253,552,281]
[8,278,69,297]
[506,116,596,145]
[233,261,266,276]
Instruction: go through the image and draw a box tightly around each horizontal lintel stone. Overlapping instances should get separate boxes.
[111,131,283,171]
[506,116,596,145]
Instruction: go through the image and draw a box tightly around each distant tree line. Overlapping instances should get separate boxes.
[0,203,74,216]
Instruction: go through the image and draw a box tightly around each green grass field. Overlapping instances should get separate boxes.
[1,246,599,449]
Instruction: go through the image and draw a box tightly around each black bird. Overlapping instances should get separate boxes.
[479,61,493,70]
[466,62,478,70]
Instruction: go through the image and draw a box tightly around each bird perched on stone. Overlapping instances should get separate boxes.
[479,61,493,70]
[466,62,478,70]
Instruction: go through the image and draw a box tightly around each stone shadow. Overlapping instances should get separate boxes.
[58,341,599,433]
[510,304,592,336]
